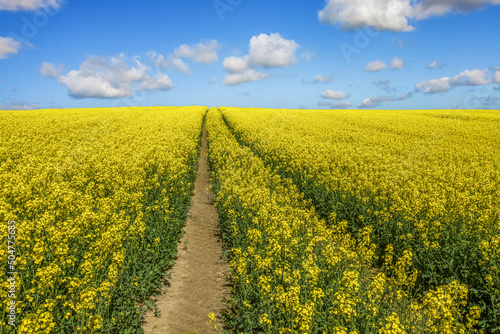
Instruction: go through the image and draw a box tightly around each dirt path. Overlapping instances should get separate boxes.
[142,126,229,334]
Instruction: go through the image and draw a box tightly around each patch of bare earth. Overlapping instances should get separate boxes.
[142,126,229,334]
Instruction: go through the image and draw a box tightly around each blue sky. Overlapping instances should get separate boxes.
[0,0,499,110]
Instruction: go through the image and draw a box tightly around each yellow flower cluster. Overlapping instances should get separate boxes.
[0,106,205,332]
[411,280,471,333]
[210,107,496,332]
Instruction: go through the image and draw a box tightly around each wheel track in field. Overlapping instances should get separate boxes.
[142,125,229,334]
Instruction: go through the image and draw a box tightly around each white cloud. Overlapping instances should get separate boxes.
[139,73,174,91]
[57,54,173,99]
[365,60,387,72]
[312,74,332,83]
[426,60,447,69]
[318,0,414,31]
[39,62,65,78]
[416,69,492,94]
[147,40,220,74]
[450,69,489,86]
[59,71,132,98]
[320,89,350,99]
[415,77,452,93]
[0,37,21,59]
[391,57,405,69]
[494,70,500,83]
[147,52,191,74]
[224,70,268,86]
[167,58,190,73]
[1,100,40,110]
[358,92,413,108]
[222,33,300,85]
[427,60,438,69]
[319,101,352,109]
[223,56,250,74]
[318,0,500,31]
[247,33,300,68]
[358,96,391,108]
[0,0,64,11]
[173,39,220,64]
[209,76,218,83]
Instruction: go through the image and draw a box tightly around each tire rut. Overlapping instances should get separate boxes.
[142,126,229,334]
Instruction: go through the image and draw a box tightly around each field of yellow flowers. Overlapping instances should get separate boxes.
[209,107,499,333]
[0,106,206,333]
[2,105,498,333]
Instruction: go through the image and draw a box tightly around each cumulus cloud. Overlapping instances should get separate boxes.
[57,54,173,99]
[320,89,350,99]
[147,40,220,75]
[312,74,332,83]
[415,77,452,93]
[0,37,22,59]
[173,39,220,64]
[0,0,64,11]
[391,57,405,69]
[358,92,414,108]
[416,69,491,94]
[318,0,414,31]
[247,33,300,68]
[223,56,250,74]
[224,70,268,86]
[493,69,500,82]
[358,96,392,108]
[138,73,174,91]
[318,0,500,31]
[59,71,131,98]
[319,101,352,109]
[147,52,191,74]
[222,33,300,86]
[450,69,489,86]
[39,62,65,78]
[365,60,387,72]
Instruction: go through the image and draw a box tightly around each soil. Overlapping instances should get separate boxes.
[142,126,229,334]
